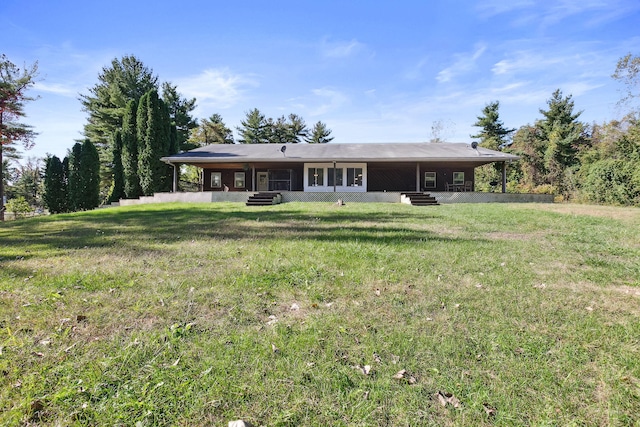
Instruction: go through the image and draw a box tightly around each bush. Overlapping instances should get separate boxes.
[5,196,34,219]
[581,159,640,206]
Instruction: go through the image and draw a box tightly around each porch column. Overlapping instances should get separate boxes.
[416,163,420,192]
[251,164,255,192]
[172,163,178,193]
[333,161,337,192]
[501,162,507,193]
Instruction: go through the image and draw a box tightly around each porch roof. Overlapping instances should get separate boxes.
[161,142,519,165]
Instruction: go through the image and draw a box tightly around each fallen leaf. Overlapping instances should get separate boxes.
[483,403,497,417]
[76,315,87,323]
[393,369,407,379]
[373,352,382,363]
[436,391,461,408]
[228,420,254,427]
[374,289,381,296]
[32,352,44,358]
[290,303,300,311]
[271,343,280,354]
[266,315,278,326]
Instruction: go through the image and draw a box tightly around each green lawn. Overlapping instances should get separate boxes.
[1,202,639,426]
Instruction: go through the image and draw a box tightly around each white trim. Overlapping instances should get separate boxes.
[303,162,367,192]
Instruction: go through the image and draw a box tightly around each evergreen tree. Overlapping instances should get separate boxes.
[108,130,125,202]
[305,121,334,144]
[137,89,171,195]
[78,139,101,210]
[121,99,141,198]
[237,108,267,143]
[67,143,83,211]
[43,155,68,214]
[471,101,515,150]
[161,82,197,151]
[189,113,234,146]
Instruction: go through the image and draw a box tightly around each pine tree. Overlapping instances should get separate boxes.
[471,101,515,150]
[78,139,101,209]
[237,108,267,143]
[305,121,334,144]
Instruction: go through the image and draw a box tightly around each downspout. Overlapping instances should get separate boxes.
[333,161,336,193]
[167,161,178,193]
[501,161,507,193]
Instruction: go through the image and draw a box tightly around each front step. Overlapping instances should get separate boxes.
[401,192,440,206]
[246,192,282,206]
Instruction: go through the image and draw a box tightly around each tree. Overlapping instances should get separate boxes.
[161,82,197,151]
[121,99,141,198]
[137,89,171,195]
[43,155,68,214]
[0,54,39,221]
[11,157,43,209]
[305,121,334,144]
[5,196,32,219]
[612,53,640,108]
[80,55,158,150]
[80,55,159,197]
[67,143,83,211]
[108,130,125,202]
[237,108,268,144]
[66,140,100,211]
[471,101,516,190]
[78,139,101,209]
[471,101,515,150]
[188,113,234,147]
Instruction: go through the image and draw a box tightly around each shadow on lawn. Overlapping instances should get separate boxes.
[0,204,484,258]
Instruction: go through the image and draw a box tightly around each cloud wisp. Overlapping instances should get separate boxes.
[175,68,259,110]
[436,44,487,84]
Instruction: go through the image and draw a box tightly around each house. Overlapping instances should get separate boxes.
[161,142,518,194]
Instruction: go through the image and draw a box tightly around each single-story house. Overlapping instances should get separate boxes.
[161,142,519,194]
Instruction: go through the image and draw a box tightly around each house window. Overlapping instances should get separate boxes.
[234,172,245,188]
[347,168,363,186]
[424,172,436,189]
[453,172,465,186]
[308,168,324,186]
[211,172,222,188]
[328,168,343,186]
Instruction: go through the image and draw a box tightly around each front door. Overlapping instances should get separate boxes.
[257,172,269,191]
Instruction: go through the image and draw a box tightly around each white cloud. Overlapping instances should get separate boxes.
[34,82,78,97]
[309,88,349,116]
[175,68,259,109]
[320,38,366,59]
[437,44,487,83]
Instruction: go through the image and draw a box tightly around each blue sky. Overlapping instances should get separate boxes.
[3,0,639,160]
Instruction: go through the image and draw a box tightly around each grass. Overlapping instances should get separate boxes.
[1,201,639,426]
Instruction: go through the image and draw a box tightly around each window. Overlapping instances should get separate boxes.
[453,172,465,186]
[308,167,324,186]
[234,172,245,188]
[347,168,363,186]
[328,168,343,186]
[211,172,222,188]
[424,172,436,189]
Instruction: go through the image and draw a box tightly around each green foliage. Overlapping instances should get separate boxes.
[581,159,640,205]
[471,101,515,150]
[122,99,141,198]
[305,121,334,144]
[137,89,171,195]
[612,53,640,109]
[237,108,268,144]
[161,82,197,151]
[43,155,68,213]
[4,195,32,218]
[108,130,125,202]
[237,110,312,144]
[188,113,234,147]
[1,54,39,221]
[66,140,101,211]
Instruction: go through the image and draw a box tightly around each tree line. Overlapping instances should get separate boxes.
[471,52,640,206]
[3,53,640,220]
